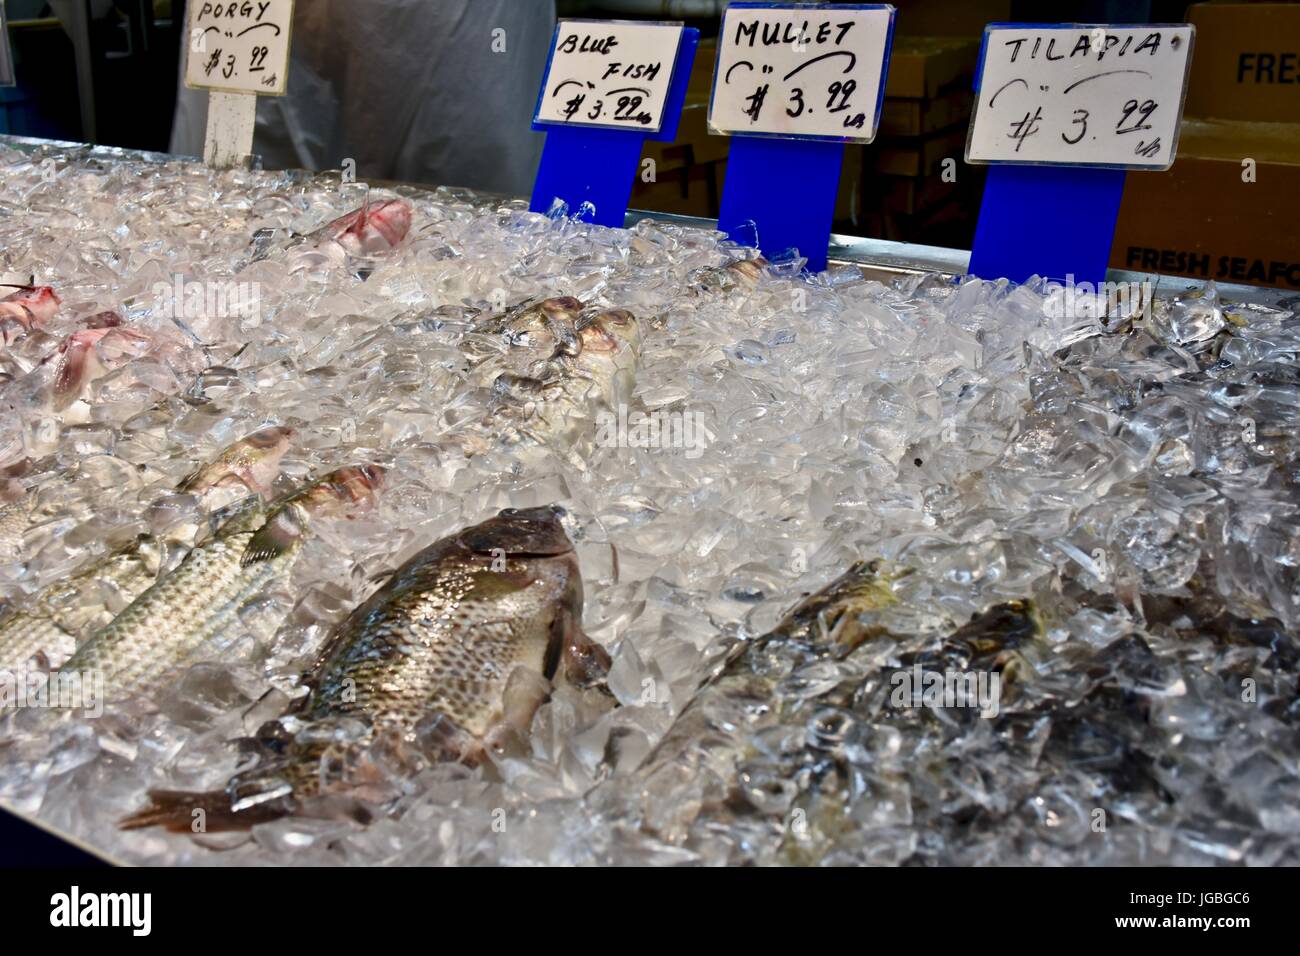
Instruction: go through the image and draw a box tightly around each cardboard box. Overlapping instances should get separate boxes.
[871,126,967,177]
[630,159,723,219]
[641,95,729,176]
[879,87,974,137]
[1185,3,1300,124]
[880,174,960,215]
[883,36,979,99]
[892,0,1010,39]
[1110,118,1300,290]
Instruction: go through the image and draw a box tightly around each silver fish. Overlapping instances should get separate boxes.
[0,426,294,672]
[59,465,383,702]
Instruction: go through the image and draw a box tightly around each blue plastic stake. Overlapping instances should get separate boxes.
[530,28,699,229]
[969,163,1127,285]
[718,137,844,273]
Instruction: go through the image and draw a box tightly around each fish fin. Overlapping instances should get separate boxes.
[560,612,611,690]
[52,338,90,402]
[417,712,487,767]
[118,788,286,833]
[241,506,305,567]
[494,667,553,748]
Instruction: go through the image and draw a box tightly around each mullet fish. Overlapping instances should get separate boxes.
[0,426,294,672]
[59,464,383,702]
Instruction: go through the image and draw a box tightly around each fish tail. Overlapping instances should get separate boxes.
[118,788,288,833]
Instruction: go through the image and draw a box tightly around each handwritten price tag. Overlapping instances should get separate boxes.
[184,0,294,96]
[966,24,1195,169]
[708,3,894,143]
[534,20,684,134]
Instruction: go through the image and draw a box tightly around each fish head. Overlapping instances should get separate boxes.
[458,505,574,557]
[367,199,413,249]
[178,425,296,498]
[238,465,385,567]
[577,309,641,362]
[295,464,386,519]
[727,258,767,287]
[949,599,1044,685]
[83,311,124,329]
[500,297,583,354]
[324,199,413,257]
[0,284,61,329]
[778,559,908,650]
[540,296,584,323]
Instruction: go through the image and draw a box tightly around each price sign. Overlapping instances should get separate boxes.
[966,24,1195,169]
[708,3,894,144]
[184,0,294,96]
[534,20,685,134]
[0,5,15,89]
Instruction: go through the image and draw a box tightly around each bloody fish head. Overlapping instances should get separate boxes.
[458,505,574,557]
[0,284,61,330]
[49,322,152,406]
[326,199,413,257]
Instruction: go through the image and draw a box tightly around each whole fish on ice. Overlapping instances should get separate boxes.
[59,464,383,704]
[0,426,294,672]
[120,505,610,832]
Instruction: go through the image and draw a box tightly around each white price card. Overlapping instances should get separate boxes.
[0,6,15,89]
[966,24,1195,169]
[708,3,894,143]
[534,19,684,134]
[185,1,295,96]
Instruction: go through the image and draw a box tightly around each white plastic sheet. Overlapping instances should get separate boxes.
[169,0,555,195]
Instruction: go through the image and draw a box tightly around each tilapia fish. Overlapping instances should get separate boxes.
[59,464,383,703]
[638,560,907,781]
[0,426,294,672]
[121,505,610,832]
[629,560,1044,857]
[457,301,641,453]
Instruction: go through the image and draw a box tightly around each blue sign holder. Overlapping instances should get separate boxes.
[965,23,1135,285]
[718,138,844,274]
[713,3,896,274]
[969,164,1127,285]
[529,28,700,228]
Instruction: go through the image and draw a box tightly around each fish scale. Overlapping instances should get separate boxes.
[57,464,384,702]
[120,506,609,832]
[59,502,286,698]
[0,539,162,671]
[304,554,566,737]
